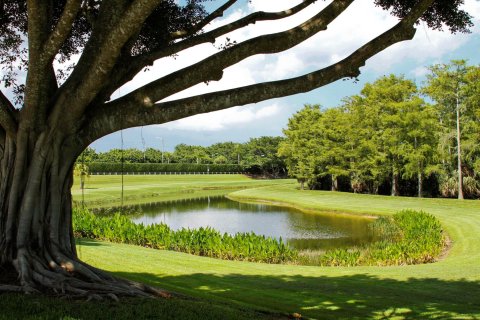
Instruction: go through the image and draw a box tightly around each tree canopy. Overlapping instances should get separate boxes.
[281,65,480,198]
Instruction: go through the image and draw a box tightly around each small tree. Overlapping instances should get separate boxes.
[74,163,90,190]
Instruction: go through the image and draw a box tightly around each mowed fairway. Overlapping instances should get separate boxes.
[76,177,480,319]
[72,174,295,207]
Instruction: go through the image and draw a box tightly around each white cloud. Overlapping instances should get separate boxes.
[258,53,305,79]
[411,66,431,78]
[248,0,304,12]
[162,104,280,131]
[366,23,474,73]
[161,62,257,102]
[244,0,479,78]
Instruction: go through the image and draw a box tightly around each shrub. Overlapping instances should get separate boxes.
[74,208,445,267]
[316,210,446,266]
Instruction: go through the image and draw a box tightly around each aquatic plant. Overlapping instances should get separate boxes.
[310,210,446,266]
[74,208,445,266]
[73,208,297,263]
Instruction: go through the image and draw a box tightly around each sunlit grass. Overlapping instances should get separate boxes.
[76,180,480,319]
[72,174,295,207]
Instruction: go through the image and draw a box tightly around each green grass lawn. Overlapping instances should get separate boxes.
[72,174,294,207]
[0,291,284,320]
[73,179,480,319]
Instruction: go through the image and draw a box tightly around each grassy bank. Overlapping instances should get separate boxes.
[76,183,480,319]
[72,174,294,207]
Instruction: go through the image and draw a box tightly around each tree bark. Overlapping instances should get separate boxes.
[373,183,379,195]
[0,127,165,297]
[391,167,399,196]
[331,175,338,192]
[418,171,423,198]
[456,94,464,200]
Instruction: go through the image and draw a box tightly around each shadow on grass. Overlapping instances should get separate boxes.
[0,293,283,320]
[112,271,480,320]
[75,238,107,247]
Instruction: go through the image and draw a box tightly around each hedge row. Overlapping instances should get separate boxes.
[87,162,244,174]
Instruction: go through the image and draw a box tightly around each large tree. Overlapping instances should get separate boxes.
[0,0,473,296]
[279,104,324,189]
[423,60,479,199]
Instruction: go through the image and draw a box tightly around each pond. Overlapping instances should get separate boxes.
[126,196,374,250]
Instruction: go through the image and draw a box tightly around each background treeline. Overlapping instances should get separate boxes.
[79,136,286,177]
[88,163,244,174]
[279,60,480,199]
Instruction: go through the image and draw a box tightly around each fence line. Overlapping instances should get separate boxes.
[90,172,245,175]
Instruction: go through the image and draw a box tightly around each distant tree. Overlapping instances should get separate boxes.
[96,148,123,162]
[73,163,89,190]
[243,136,286,177]
[279,105,323,189]
[343,96,388,194]
[77,147,98,163]
[317,107,350,191]
[207,142,242,164]
[423,60,479,199]
[173,144,211,164]
[287,75,439,196]
[281,105,351,191]
[144,147,163,163]
[361,75,425,196]
[213,155,228,164]
[399,100,439,197]
[463,67,480,178]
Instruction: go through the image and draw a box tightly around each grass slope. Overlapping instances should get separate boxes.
[72,174,294,207]
[76,183,480,319]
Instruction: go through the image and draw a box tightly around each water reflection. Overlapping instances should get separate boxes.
[101,196,375,250]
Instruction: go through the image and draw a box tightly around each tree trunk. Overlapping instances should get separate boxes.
[391,167,399,196]
[0,128,165,297]
[415,137,423,198]
[418,171,423,198]
[373,182,379,195]
[456,95,464,200]
[331,175,338,192]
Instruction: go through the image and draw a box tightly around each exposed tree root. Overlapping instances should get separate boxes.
[1,251,172,300]
[0,285,23,292]
[0,271,172,300]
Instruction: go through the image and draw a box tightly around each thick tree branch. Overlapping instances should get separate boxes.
[23,1,53,120]
[169,0,238,40]
[152,0,318,62]
[42,0,82,63]
[80,0,435,148]
[26,0,50,58]
[51,0,162,128]
[161,0,318,59]
[93,0,318,105]
[104,0,352,112]
[0,91,18,136]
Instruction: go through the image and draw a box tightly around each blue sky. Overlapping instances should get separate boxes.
[91,0,480,152]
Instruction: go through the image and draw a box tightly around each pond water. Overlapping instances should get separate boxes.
[127,196,374,250]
